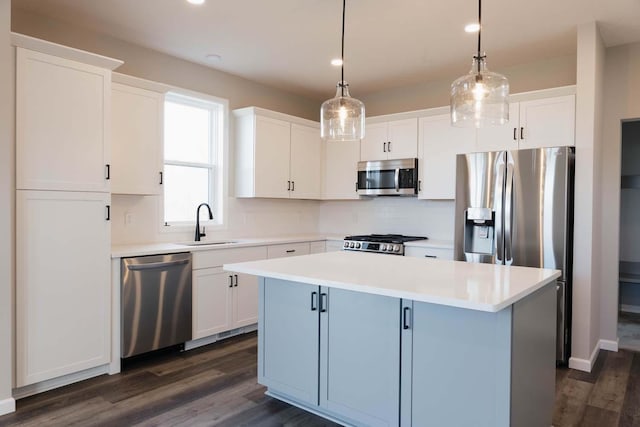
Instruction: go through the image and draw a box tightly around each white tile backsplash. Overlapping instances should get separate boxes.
[111,194,455,245]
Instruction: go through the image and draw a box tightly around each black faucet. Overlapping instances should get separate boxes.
[195,203,214,241]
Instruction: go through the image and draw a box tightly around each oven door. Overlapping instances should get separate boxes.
[357,158,418,196]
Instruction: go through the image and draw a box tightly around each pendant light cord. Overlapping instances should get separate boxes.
[476,0,482,73]
[341,0,346,97]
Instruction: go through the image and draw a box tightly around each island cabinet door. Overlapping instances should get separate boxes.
[258,278,320,406]
[320,287,401,427]
[400,300,512,427]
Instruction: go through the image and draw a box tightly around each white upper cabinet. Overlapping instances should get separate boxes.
[234,107,322,199]
[111,82,164,195]
[477,94,575,152]
[361,118,418,161]
[322,138,360,200]
[16,48,112,192]
[290,123,322,199]
[418,113,476,200]
[518,95,576,149]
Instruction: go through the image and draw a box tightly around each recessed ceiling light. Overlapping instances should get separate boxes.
[464,23,480,33]
[206,53,221,61]
[187,0,205,5]
[330,58,343,66]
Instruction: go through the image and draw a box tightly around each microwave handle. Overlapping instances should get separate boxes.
[394,168,400,192]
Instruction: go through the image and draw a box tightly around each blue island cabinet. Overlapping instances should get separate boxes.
[400,283,556,427]
[258,278,401,427]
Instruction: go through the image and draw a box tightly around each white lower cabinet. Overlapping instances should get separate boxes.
[267,242,311,259]
[192,246,266,340]
[404,246,454,260]
[309,241,326,254]
[16,190,111,387]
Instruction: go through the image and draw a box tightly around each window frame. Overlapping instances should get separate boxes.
[159,88,229,234]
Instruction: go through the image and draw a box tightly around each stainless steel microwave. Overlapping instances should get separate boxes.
[357,158,418,196]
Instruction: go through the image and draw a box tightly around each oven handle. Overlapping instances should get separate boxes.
[394,168,400,192]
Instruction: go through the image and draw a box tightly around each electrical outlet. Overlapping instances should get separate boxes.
[125,212,134,225]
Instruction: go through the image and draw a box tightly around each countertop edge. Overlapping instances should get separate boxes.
[111,234,344,258]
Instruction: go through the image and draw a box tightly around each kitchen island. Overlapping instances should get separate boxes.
[224,251,560,427]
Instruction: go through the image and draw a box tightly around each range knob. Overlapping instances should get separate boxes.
[393,245,401,252]
[343,241,349,248]
[355,242,361,249]
[381,244,387,251]
[350,242,355,248]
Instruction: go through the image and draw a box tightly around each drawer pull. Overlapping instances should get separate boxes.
[424,255,437,258]
[286,249,296,253]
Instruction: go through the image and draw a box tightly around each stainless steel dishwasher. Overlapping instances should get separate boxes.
[121,252,192,358]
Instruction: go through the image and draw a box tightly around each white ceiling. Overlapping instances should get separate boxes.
[13,0,640,100]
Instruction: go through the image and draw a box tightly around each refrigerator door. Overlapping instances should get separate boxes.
[507,147,573,280]
[454,151,504,264]
[556,280,568,362]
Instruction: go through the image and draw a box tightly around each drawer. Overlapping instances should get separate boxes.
[193,246,267,270]
[309,241,326,254]
[404,246,454,260]
[267,242,311,259]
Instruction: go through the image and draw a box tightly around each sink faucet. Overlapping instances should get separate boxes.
[195,203,214,241]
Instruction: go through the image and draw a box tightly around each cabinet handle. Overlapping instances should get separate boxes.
[418,180,422,192]
[520,127,524,140]
[286,249,296,253]
[355,182,358,192]
[320,293,328,313]
[291,181,295,191]
[388,141,391,152]
[234,274,238,287]
[311,291,318,311]
[229,275,233,288]
[403,307,411,330]
[424,255,437,258]
[287,180,291,191]
[159,171,163,185]
[513,128,517,141]
[383,142,387,152]
[105,205,111,221]
[105,164,110,180]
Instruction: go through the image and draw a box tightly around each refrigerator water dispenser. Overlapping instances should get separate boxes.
[463,207,495,256]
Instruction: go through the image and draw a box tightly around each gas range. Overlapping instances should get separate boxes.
[342,234,428,256]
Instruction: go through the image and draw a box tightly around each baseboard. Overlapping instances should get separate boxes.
[13,364,109,400]
[620,304,640,314]
[184,324,258,351]
[599,338,619,352]
[569,342,600,372]
[0,397,16,416]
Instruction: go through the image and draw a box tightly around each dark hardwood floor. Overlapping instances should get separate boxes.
[0,331,638,426]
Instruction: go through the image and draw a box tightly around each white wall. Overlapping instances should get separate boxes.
[600,42,640,346]
[0,0,15,416]
[361,54,576,116]
[570,22,605,370]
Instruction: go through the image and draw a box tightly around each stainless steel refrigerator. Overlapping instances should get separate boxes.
[454,146,574,364]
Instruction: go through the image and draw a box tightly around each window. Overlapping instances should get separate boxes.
[163,92,225,227]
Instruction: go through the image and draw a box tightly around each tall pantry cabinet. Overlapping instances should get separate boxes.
[14,35,122,387]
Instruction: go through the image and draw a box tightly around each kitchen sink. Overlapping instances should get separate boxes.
[178,240,239,247]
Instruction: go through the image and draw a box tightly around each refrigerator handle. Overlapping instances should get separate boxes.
[495,159,505,264]
[504,160,514,265]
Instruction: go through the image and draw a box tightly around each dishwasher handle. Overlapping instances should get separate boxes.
[126,259,190,271]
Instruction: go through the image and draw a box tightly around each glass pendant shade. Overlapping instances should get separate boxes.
[451,56,509,128]
[321,81,365,140]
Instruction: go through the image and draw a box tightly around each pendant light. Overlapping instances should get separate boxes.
[450,0,509,128]
[321,0,365,140]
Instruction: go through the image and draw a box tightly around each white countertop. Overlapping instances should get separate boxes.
[223,251,560,312]
[111,234,344,258]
